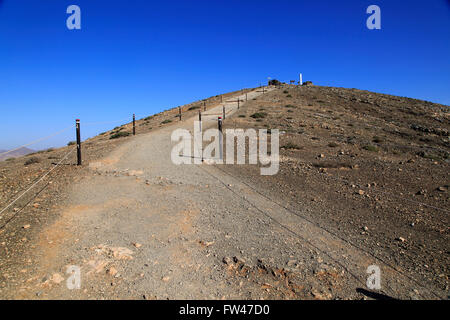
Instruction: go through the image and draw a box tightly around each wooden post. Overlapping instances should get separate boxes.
[203,101,206,111]
[223,105,225,119]
[237,99,240,109]
[75,119,81,166]
[133,114,136,135]
[178,106,182,121]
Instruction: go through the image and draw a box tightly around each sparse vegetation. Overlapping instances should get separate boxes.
[328,142,339,148]
[250,112,267,119]
[282,142,302,150]
[24,157,40,165]
[286,94,292,98]
[161,119,172,124]
[363,145,378,152]
[418,151,441,161]
[285,104,296,108]
[238,115,246,118]
[110,131,131,139]
[67,141,76,146]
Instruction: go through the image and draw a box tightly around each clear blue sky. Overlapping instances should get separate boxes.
[0,0,449,150]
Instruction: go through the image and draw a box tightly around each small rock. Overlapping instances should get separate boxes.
[287,260,297,267]
[51,273,64,284]
[106,267,118,276]
[23,224,30,229]
[358,190,365,195]
[132,242,142,248]
[396,237,406,242]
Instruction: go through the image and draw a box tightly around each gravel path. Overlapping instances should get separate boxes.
[11,88,444,300]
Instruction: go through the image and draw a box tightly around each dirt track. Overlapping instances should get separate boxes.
[0,87,447,300]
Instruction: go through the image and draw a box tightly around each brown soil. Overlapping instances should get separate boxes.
[220,85,449,295]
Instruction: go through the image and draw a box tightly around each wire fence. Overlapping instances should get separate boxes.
[0,125,73,158]
[0,85,445,298]
[200,163,446,300]
[0,147,76,228]
[0,115,135,228]
[0,87,260,226]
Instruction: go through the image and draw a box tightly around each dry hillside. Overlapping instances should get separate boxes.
[220,85,449,293]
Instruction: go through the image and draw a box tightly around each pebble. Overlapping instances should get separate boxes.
[106,267,118,276]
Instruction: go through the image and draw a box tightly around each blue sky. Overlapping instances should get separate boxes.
[0,0,449,150]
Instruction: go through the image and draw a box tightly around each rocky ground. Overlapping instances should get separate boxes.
[220,85,449,297]
[0,85,447,300]
[0,88,251,299]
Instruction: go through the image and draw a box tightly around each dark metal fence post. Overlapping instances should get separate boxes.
[218,117,223,161]
[178,106,182,121]
[199,110,203,162]
[223,105,225,119]
[76,119,81,166]
[237,99,240,109]
[133,114,136,135]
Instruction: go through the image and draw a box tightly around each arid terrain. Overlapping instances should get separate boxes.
[220,85,449,298]
[0,85,448,300]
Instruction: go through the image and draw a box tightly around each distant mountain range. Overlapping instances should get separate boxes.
[0,147,35,161]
